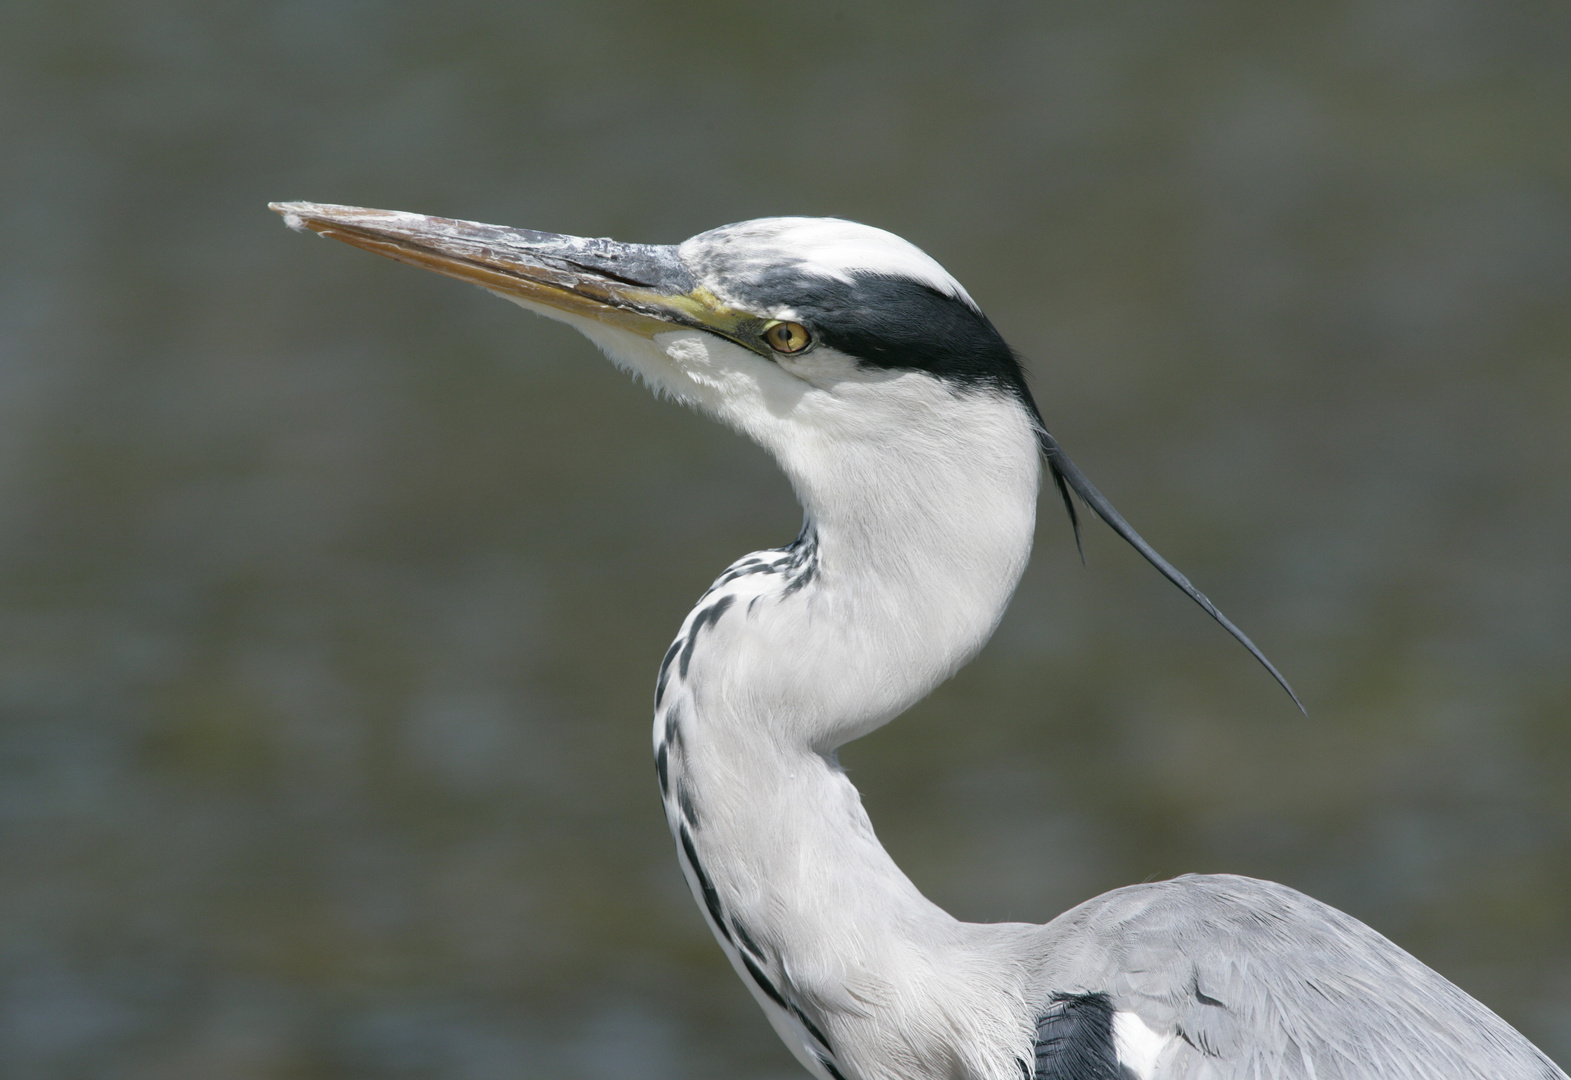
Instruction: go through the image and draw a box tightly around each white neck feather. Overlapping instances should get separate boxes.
[653,377,1044,1080]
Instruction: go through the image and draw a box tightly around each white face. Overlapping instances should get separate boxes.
[497,216,1041,533]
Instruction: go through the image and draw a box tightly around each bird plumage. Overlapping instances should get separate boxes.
[273,203,1564,1080]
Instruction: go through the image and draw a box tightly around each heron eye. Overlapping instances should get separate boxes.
[762,320,811,354]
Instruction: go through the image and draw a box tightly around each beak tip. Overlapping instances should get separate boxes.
[269,201,357,238]
[268,201,314,234]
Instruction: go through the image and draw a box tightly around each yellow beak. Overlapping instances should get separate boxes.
[268,202,768,350]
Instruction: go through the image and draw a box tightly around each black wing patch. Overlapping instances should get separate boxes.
[1033,993,1136,1080]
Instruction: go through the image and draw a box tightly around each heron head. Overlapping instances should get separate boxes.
[267,203,1045,509]
[270,202,1301,710]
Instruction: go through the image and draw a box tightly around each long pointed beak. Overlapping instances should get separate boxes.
[268,202,767,349]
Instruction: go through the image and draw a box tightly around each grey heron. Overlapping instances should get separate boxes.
[271,202,1565,1080]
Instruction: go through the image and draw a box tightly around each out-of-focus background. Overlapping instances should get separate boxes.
[2,2,1568,1077]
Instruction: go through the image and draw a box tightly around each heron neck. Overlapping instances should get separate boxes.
[651,389,1044,1077]
[673,706,955,955]
[764,387,1044,749]
[658,667,1037,1080]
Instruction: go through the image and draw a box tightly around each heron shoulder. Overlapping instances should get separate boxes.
[1023,874,1567,1079]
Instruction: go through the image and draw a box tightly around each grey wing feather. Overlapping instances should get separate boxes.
[1031,874,1567,1080]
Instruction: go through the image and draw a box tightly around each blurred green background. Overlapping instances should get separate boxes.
[2,2,1569,1077]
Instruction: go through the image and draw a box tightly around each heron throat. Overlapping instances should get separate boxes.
[649,384,1046,1080]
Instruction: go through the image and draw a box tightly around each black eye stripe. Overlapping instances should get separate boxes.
[728,271,1030,399]
[802,275,1026,396]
